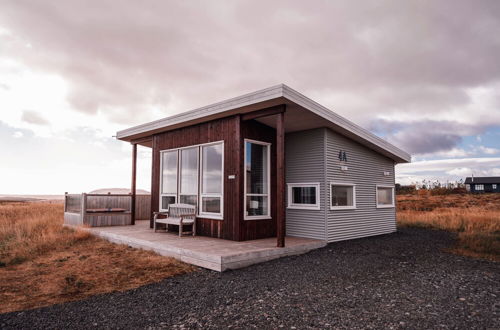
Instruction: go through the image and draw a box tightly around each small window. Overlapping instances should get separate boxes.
[475,184,484,191]
[376,185,395,208]
[493,184,497,190]
[287,183,320,210]
[330,183,356,210]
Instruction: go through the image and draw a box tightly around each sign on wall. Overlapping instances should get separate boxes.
[338,150,347,162]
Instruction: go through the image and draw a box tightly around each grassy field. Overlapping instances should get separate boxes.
[397,192,500,261]
[1,194,498,314]
[0,202,194,314]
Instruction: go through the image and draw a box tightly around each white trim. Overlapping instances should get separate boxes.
[330,182,356,210]
[244,139,272,220]
[159,140,224,219]
[287,183,321,210]
[198,213,223,220]
[160,140,225,153]
[117,84,411,163]
[244,216,272,221]
[376,185,395,208]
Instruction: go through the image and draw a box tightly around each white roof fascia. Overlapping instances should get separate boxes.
[116,84,284,139]
[116,84,411,163]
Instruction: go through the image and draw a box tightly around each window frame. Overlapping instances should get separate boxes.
[475,184,484,191]
[159,149,179,212]
[376,185,395,208]
[493,184,497,190]
[244,138,271,220]
[198,142,224,219]
[179,146,200,209]
[287,183,321,210]
[159,141,224,220]
[160,195,177,210]
[330,182,356,210]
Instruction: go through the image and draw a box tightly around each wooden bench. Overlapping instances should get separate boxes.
[153,203,196,237]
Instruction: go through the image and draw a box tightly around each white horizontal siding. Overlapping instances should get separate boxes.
[285,128,326,240]
[326,129,396,243]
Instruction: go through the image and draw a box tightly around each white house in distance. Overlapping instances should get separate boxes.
[115,84,411,247]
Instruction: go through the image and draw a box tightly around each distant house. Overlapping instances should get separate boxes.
[464,177,500,193]
[116,84,411,246]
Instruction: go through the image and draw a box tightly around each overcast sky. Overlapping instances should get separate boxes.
[1,0,499,194]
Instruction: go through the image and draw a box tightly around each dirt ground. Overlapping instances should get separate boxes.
[0,202,195,314]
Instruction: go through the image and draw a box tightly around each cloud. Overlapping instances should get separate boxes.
[21,110,49,125]
[396,157,500,185]
[370,119,489,155]
[0,1,499,193]
[0,0,499,128]
[477,145,500,155]
[0,121,152,194]
[12,131,23,138]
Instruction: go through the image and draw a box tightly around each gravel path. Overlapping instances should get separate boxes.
[1,228,498,329]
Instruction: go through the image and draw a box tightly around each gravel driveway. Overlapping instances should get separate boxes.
[1,228,498,329]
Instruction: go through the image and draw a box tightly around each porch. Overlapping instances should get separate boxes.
[85,220,326,271]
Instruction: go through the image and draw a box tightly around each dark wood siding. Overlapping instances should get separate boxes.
[240,120,277,240]
[150,115,278,241]
[150,116,241,240]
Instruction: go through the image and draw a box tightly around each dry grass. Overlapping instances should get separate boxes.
[0,202,195,314]
[397,193,500,261]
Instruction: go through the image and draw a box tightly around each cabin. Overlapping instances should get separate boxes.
[464,177,500,193]
[117,84,411,247]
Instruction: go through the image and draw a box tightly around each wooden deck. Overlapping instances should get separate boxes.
[81,220,326,271]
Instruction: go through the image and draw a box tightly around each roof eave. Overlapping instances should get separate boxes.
[116,84,286,141]
[116,84,411,164]
[281,85,411,163]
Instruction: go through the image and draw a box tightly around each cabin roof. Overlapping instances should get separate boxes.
[464,177,500,184]
[116,84,411,163]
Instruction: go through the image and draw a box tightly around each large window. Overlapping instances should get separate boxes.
[244,139,270,219]
[160,150,177,210]
[179,147,198,206]
[287,183,320,210]
[376,185,395,208]
[330,182,356,210]
[160,141,224,219]
[475,184,484,191]
[200,143,223,215]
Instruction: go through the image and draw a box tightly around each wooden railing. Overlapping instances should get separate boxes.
[64,193,151,226]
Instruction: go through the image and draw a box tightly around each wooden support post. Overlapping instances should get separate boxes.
[64,192,68,212]
[276,108,286,247]
[81,193,87,225]
[131,143,137,225]
[150,137,157,229]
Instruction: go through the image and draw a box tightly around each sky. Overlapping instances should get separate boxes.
[1,0,499,194]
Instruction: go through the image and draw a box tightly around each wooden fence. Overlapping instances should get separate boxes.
[64,193,151,227]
